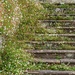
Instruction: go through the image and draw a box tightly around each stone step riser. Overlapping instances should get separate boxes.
[27,50,75,59]
[25,41,75,45]
[23,41,75,50]
[26,27,75,29]
[39,30,75,34]
[42,15,75,20]
[39,20,75,22]
[25,70,75,75]
[43,27,75,29]
[23,34,75,41]
[33,58,75,65]
[31,53,75,59]
[40,21,75,26]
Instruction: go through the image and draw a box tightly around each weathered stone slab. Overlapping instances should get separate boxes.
[36,0,75,3]
[25,70,75,75]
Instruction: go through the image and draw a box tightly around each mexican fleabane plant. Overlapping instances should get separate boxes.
[0,0,46,74]
[0,0,32,75]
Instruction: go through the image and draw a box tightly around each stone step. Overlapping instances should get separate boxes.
[40,20,75,27]
[45,29,75,34]
[41,3,75,8]
[22,44,75,50]
[43,29,75,34]
[45,27,75,29]
[19,41,75,50]
[25,27,75,29]
[25,70,75,75]
[24,28,75,34]
[41,2,75,5]
[42,14,75,20]
[23,34,75,41]
[26,50,75,54]
[19,37,75,41]
[39,20,75,23]
[33,58,75,64]
[41,23,75,27]
[47,14,75,16]
[24,34,75,37]
[26,50,75,59]
[18,40,75,50]
[25,41,75,44]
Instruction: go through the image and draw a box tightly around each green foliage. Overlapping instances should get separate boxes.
[25,63,75,71]
[48,64,75,71]
[1,0,22,36]
[2,0,14,34]
[0,0,44,74]
[0,0,47,74]
[16,0,46,40]
[1,39,32,75]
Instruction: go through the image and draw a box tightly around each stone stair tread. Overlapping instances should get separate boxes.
[45,27,75,29]
[47,14,75,16]
[33,58,75,64]
[25,70,75,75]
[26,50,75,53]
[24,34,75,36]
[22,26,75,29]
[40,2,75,5]
[25,41,75,44]
[39,20,75,23]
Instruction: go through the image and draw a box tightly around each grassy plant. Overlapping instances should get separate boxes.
[16,0,46,40]
[0,0,48,74]
[0,0,44,74]
[1,39,32,75]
